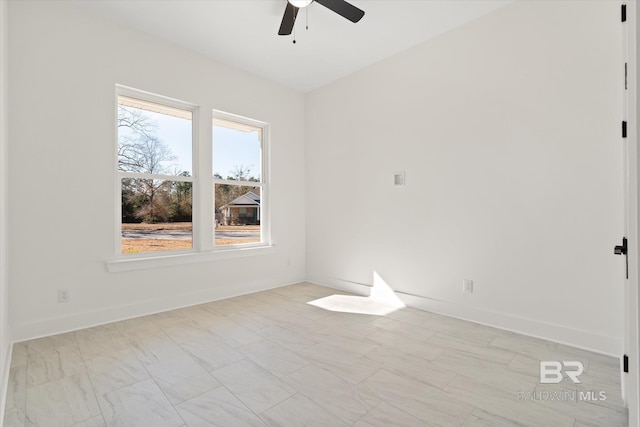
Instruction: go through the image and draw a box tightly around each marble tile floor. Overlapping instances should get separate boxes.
[2,282,628,426]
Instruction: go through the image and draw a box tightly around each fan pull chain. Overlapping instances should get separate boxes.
[306,7,309,30]
[293,26,296,44]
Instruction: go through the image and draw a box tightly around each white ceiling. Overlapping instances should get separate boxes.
[74,0,511,93]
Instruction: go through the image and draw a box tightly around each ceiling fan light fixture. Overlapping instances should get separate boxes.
[288,0,313,8]
[279,0,364,37]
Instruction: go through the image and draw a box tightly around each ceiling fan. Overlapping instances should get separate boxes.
[278,0,365,36]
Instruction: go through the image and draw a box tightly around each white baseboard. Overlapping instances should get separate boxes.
[11,274,622,357]
[12,276,305,342]
[309,276,622,357]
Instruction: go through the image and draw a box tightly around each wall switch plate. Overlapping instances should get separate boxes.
[394,172,405,186]
[463,279,473,293]
[58,289,70,303]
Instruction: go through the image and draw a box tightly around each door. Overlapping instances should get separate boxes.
[622,2,639,425]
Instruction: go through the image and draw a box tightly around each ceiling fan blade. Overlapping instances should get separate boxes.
[315,0,364,23]
[278,3,299,35]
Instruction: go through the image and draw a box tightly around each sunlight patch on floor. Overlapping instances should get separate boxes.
[307,294,400,316]
[308,271,405,315]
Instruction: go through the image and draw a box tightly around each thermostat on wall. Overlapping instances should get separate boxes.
[394,172,405,186]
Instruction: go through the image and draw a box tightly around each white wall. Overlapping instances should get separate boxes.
[0,0,13,414]
[8,0,306,340]
[306,1,624,355]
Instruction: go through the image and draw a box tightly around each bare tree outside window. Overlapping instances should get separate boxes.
[117,96,193,254]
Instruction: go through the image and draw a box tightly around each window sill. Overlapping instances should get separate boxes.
[107,245,276,273]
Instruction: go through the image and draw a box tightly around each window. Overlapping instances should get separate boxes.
[213,114,265,247]
[115,87,270,261]
[117,94,194,255]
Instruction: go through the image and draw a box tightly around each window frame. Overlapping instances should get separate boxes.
[109,86,272,271]
[212,108,270,249]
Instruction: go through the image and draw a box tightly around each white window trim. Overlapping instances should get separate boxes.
[107,245,276,273]
[119,172,194,182]
[108,86,272,273]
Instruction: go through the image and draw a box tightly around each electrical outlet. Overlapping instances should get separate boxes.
[58,289,70,303]
[463,279,474,293]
